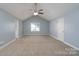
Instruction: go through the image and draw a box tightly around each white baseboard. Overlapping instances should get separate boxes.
[0,39,16,50]
[24,34,49,36]
[49,34,79,51]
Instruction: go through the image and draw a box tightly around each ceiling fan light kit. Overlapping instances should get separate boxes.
[34,12,38,16]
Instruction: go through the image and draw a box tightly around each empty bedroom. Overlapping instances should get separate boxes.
[0,3,79,56]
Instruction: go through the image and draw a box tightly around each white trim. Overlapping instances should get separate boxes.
[24,34,49,36]
[0,39,16,50]
[49,34,79,51]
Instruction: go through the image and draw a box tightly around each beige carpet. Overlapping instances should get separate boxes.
[0,36,79,56]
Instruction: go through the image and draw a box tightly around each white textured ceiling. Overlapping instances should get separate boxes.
[0,3,79,21]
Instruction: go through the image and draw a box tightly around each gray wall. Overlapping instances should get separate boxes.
[23,16,49,35]
[0,10,17,46]
[50,7,79,48]
[18,20,23,37]
[65,8,79,48]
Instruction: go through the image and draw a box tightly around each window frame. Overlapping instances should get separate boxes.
[30,23,40,32]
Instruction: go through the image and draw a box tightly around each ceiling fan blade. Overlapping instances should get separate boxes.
[38,12,44,14]
[39,9,43,11]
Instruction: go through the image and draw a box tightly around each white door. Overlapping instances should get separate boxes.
[57,18,64,41]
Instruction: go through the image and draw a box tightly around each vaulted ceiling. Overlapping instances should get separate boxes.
[0,3,79,21]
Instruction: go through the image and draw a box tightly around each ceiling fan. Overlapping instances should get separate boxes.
[32,3,44,16]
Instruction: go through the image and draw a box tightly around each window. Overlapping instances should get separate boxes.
[31,23,40,32]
